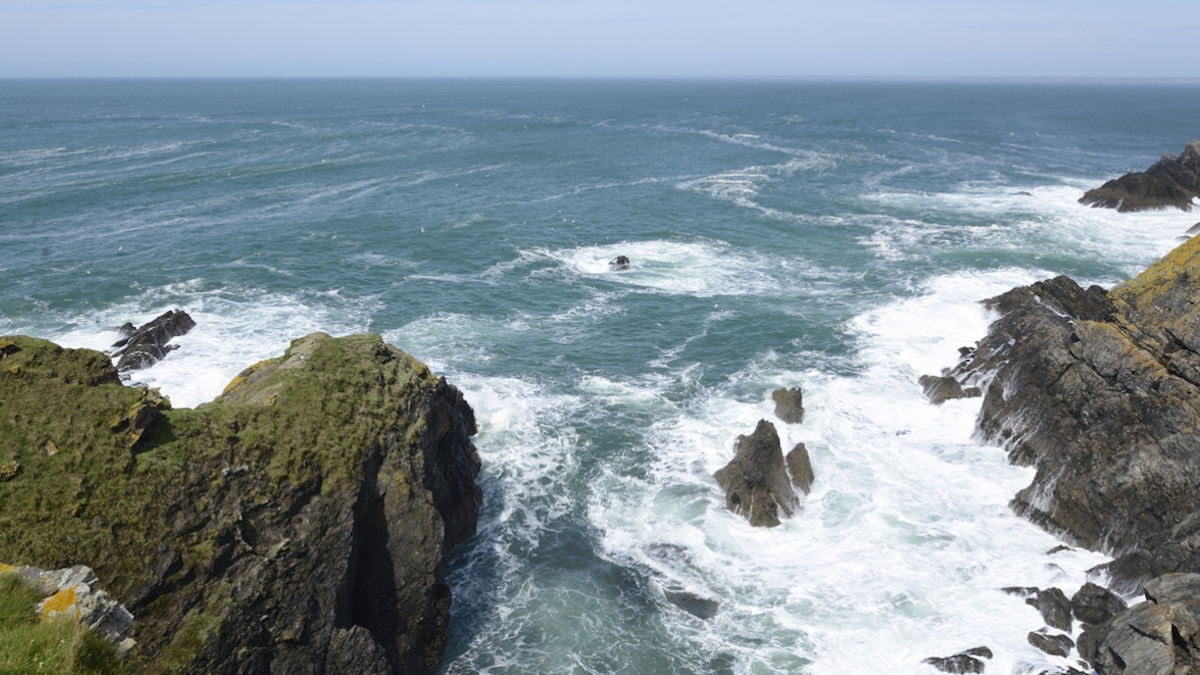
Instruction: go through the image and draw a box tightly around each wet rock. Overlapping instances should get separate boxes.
[664,589,720,619]
[111,309,196,372]
[1080,141,1200,212]
[609,255,631,271]
[1002,586,1040,598]
[785,442,815,494]
[771,387,805,423]
[922,646,992,673]
[918,373,980,405]
[714,420,799,527]
[1028,629,1074,657]
[1072,582,1127,625]
[1027,587,1073,632]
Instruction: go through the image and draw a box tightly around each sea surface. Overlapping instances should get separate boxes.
[3,79,1200,674]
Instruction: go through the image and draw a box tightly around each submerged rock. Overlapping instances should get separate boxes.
[1080,141,1200,212]
[110,309,196,372]
[663,589,720,619]
[771,386,805,423]
[0,332,482,674]
[609,255,631,271]
[714,420,798,527]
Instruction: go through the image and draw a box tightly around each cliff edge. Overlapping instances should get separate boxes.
[0,332,482,675]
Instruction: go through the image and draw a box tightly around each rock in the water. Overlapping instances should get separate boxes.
[1028,629,1074,657]
[917,374,980,404]
[111,309,196,372]
[1072,582,1127,625]
[785,442,815,494]
[0,332,482,675]
[609,255,631,271]
[664,589,720,619]
[1027,587,1073,632]
[922,646,992,674]
[714,420,798,527]
[0,562,136,658]
[1080,141,1200,212]
[771,387,805,423]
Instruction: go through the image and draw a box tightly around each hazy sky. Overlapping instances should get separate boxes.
[2,0,1198,78]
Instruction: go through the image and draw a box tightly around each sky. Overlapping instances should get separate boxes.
[1,0,1198,79]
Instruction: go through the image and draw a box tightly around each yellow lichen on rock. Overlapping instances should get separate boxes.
[0,461,19,482]
[0,562,14,574]
[1112,234,1200,309]
[39,586,80,620]
[45,441,59,457]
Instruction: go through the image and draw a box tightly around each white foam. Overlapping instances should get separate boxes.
[587,269,1113,674]
[532,240,784,297]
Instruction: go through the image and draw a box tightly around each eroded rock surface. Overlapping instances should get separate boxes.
[771,387,805,423]
[111,309,196,372]
[0,332,482,675]
[1081,141,1200,212]
[714,420,798,527]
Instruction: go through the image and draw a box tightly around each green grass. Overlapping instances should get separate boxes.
[0,574,126,675]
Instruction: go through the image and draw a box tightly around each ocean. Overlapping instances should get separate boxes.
[3,78,1199,674]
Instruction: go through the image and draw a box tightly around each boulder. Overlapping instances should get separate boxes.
[771,387,805,423]
[1080,141,1200,212]
[111,309,196,372]
[1072,582,1128,625]
[785,442,815,494]
[714,420,798,527]
[0,332,482,675]
[918,374,975,404]
[609,255,631,271]
[1084,576,1200,675]
[1027,629,1073,657]
[1027,587,1073,632]
[922,646,992,673]
[0,562,136,658]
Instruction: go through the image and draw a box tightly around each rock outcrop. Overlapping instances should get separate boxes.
[1080,141,1200,212]
[0,562,136,657]
[0,332,482,675]
[785,442,815,494]
[922,646,992,674]
[111,309,196,372]
[714,420,799,527]
[609,255,631,271]
[771,387,805,423]
[1079,574,1200,675]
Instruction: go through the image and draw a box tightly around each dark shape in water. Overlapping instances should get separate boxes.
[110,309,196,372]
[771,386,805,423]
[609,255,631,271]
[664,589,720,619]
[922,646,992,673]
[714,420,798,527]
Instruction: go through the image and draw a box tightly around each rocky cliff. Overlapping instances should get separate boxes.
[1080,141,1200,212]
[937,235,1200,673]
[0,332,482,675]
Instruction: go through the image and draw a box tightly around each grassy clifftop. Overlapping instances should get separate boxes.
[0,333,481,675]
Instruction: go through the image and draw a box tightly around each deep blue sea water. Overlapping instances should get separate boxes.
[3,79,1200,674]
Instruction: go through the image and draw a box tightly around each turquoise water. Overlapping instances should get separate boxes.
[3,79,1199,674]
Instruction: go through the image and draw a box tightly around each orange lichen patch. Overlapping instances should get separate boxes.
[39,586,80,620]
[221,358,275,396]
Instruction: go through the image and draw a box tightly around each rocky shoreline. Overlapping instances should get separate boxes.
[923,232,1200,673]
[0,332,481,674]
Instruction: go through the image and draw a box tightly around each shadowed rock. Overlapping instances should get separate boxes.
[1083,574,1200,675]
[1072,582,1127,625]
[771,387,805,423]
[1080,141,1200,212]
[111,309,196,372]
[1028,629,1073,657]
[664,589,720,619]
[922,646,992,673]
[714,420,798,527]
[785,442,814,494]
[609,255,631,271]
[1027,587,1073,632]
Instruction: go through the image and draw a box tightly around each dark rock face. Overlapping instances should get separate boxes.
[609,255,631,271]
[1080,141,1200,212]
[922,646,992,674]
[771,387,805,423]
[111,309,196,372]
[785,442,814,494]
[1084,574,1200,675]
[954,255,1200,553]
[664,589,720,619]
[714,420,798,527]
[1072,582,1128,625]
[1027,629,1073,657]
[1027,587,1073,632]
[0,333,482,675]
